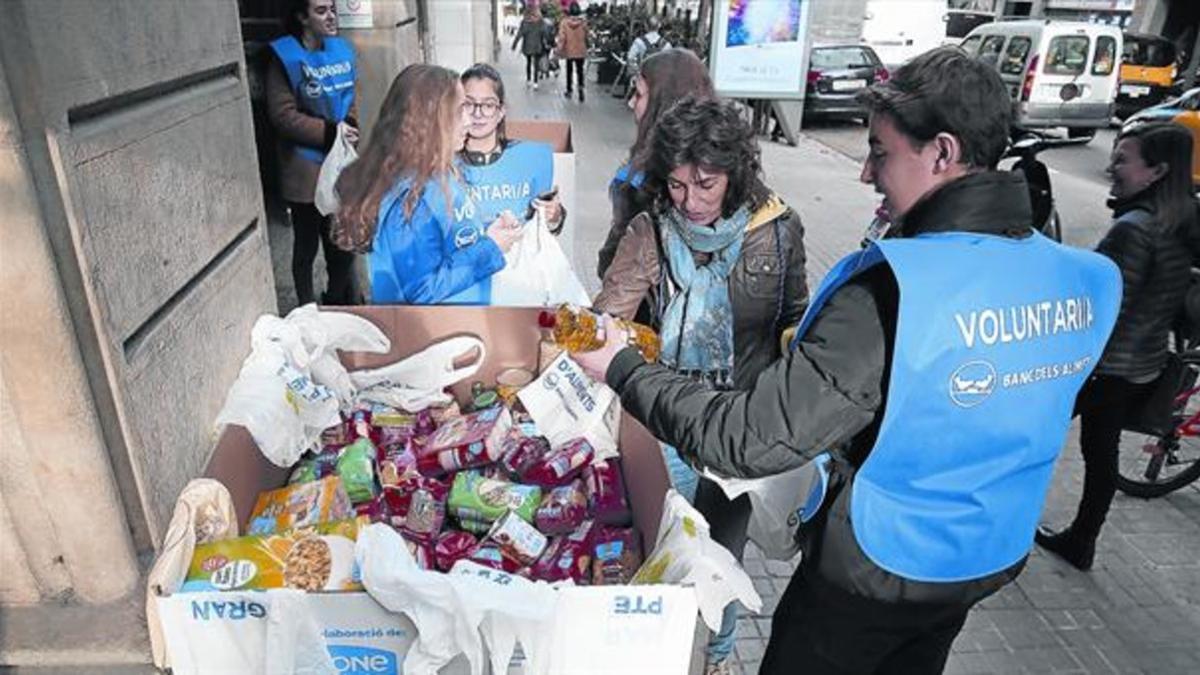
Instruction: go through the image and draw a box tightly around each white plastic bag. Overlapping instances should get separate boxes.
[352,336,486,412]
[490,217,590,307]
[632,491,762,631]
[314,122,357,216]
[214,305,390,467]
[701,460,822,561]
[517,351,621,458]
[356,524,558,675]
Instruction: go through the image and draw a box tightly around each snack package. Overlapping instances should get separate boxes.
[486,511,548,566]
[321,417,352,449]
[468,542,523,574]
[248,476,354,535]
[183,518,365,592]
[287,451,340,485]
[337,438,380,504]
[455,516,495,535]
[584,459,633,526]
[354,494,390,522]
[401,532,435,571]
[434,531,478,572]
[375,408,437,449]
[500,435,551,480]
[430,401,463,426]
[535,480,588,535]
[530,519,596,584]
[381,474,449,541]
[520,438,594,488]
[591,526,642,586]
[447,471,541,525]
[418,407,513,476]
[378,441,419,488]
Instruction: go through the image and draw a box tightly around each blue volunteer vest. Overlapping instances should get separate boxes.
[461,141,554,224]
[269,35,356,164]
[791,232,1120,582]
[610,162,645,191]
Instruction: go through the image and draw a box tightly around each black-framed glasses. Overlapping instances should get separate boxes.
[462,100,502,116]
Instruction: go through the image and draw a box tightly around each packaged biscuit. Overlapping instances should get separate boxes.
[535,480,588,535]
[584,460,633,526]
[337,438,380,504]
[248,476,354,536]
[183,517,366,592]
[530,519,596,584]
[434,531,478,572]
[486,511,548,566]
[520,438,594,488]
[591,526,642,586]
[447,471,541,526]
[418,407,512,476]
[381,474,449,541]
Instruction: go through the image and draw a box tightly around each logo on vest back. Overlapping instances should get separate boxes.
[948,360,996,408]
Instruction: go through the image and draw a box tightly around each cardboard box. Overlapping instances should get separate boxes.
[505,120,578,273]
[156,306,701,674]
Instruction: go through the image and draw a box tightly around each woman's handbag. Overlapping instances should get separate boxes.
[1125,352,1188,436]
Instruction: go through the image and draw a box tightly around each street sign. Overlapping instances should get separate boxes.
[709,0,812,99]
[337,0,373,29]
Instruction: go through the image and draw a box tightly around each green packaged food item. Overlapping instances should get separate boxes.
[337,438,379,504]
[448,471,541,525]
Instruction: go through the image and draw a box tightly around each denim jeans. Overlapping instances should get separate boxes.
[660,444,699,503]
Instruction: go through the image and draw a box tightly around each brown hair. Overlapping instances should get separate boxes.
[628,49,714,172]
[334,64,462,253]
[1117,122,1197,236]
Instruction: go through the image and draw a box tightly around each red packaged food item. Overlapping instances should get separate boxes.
[378,442,418,488]
[535,480,588,535]
[468,542,522,573]
[354,494,390,523]
[486,511,548,566]
[500,435,551,480]
[321,417,352,448]
[522,438,594,488]
[418,407,512,476]
[381,475,449,541]
[375,408,438,449]
[433,531,478,572]
[530,519,596,583]
[401,533,434,570]
[583,460,633,526]
[591,527,642,586]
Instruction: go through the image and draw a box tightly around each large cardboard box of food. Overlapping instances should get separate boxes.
[154,306,705,675]
[505,120,578,273]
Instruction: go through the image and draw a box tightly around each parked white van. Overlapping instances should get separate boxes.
[961,20,1122,141]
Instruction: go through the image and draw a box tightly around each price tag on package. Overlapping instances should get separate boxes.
[547,585,698,674]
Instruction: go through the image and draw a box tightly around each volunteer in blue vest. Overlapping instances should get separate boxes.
[331,65,522,304]
[457,64,564,234]
[597,49,714,281]
[267,0,361,306]
[574,47,1123,673]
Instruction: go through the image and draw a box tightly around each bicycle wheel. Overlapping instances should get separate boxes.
[1116,368,1200,498]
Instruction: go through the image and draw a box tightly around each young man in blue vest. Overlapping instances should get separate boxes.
[575,47,1123,674]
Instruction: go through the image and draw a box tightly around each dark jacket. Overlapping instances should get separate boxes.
[593,195,809,390]
[1093,196,1194,380]
[607,172,1036,605]
[512,19,547,56]
[597,176,651,279]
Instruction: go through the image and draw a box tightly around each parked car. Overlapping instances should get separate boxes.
[1122,88,1200,185]
[962,20,1123,142]
[1116,33,1179,119]
[803,44,889,123]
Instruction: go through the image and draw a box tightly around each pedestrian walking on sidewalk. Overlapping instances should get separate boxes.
[458,63,565,231]
[267,0,362,306]
[573,47,1123,674]
[1037,122,1199,571]
[333,65,522,305]
[592,96,809,675]
[512,5,547,90]
[597,49,714,281]
[557,3,589,102]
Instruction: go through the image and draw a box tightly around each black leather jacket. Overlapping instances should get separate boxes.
[1094,196,1194,380]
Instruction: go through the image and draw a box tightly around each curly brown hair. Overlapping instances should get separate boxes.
[334,64,462,253]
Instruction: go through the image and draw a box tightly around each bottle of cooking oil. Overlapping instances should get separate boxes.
[538,304,661,362]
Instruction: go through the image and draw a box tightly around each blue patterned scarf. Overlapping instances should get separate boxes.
[658,206,750,375]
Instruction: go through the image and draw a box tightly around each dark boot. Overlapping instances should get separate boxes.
[1035,526,1096,571]
[564,89,572,99]
[579,88,585,102]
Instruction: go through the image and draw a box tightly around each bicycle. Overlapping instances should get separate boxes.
[1116,345,1200,498]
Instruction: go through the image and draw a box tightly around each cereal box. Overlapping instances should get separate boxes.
[247,476,354,535]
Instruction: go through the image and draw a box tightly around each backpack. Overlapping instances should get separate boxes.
[637,34,666,66]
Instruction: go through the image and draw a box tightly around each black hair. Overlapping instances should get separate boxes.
[857,46,1011,169]
[640,96,767,218]
[1118,122,1198,236]
[281,0,311,39]
[461,63,508,144]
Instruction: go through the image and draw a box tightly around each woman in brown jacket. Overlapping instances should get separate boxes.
[557,2,589,102]
[266,0,361,305]
[592,96,808,675]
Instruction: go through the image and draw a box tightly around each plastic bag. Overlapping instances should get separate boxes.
[632,491,762,631]
[352,336,487,412]
[701,458,823,561]
[490,216,590,307]
[314,122,357,216]
[517,352,621,459]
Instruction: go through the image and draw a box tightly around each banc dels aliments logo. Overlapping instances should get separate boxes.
[327,645,398,675]
[948,360,997,408]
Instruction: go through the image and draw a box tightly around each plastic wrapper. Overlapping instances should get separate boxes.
[354,494,390,522]
[434,530,478,572]
[337,438,380,504]
[287,451,340,485]
[247,476,354,536]
[500,435,551,480]
[378,442,419,488]
[375,408,437,449]
[455,515,495,535]
[418,407,512,476]
[381,474,449,541]
[584,459,633,526]
[447,471,541,526]
[591,526,642,586]
[530,519,596,584]
[468,542,523,574]
[182,518,365,592]
[535,480,588,535]
[521,438,594,488]
[401,532,435,570]
[485,511,548,566]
